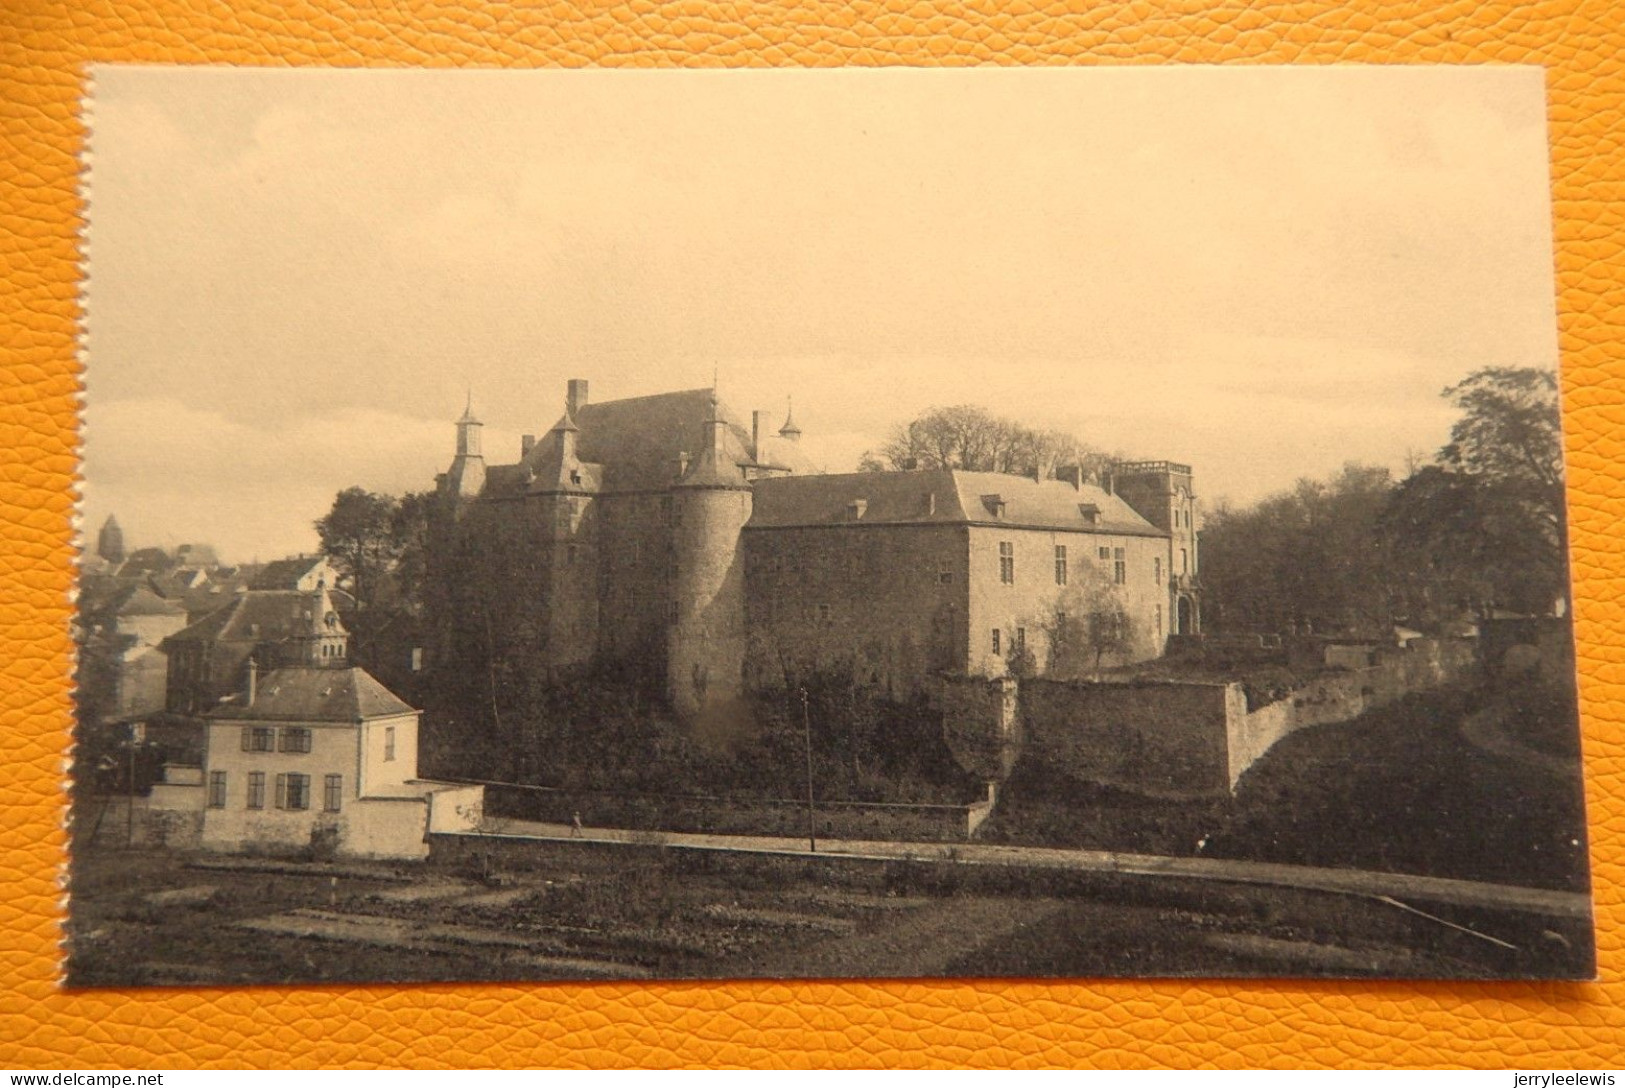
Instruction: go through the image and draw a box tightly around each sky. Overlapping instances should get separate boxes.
[81,66,1561,563]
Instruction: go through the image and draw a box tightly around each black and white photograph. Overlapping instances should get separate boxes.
[68,65,1591,986]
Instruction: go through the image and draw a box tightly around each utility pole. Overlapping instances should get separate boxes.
[800,686,816,854]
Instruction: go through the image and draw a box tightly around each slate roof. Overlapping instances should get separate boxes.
[205,666,415,722]
[487,389,821,495]
[747,469,1164,536]
[80,578,187,620]
[249,555,328,590]
[165,589,343,645]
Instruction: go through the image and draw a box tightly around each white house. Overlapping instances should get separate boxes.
[152,663,481,859]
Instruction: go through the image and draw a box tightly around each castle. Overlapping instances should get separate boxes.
[430,379,1201,722]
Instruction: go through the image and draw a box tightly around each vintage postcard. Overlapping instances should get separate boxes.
[70,65,1591,986]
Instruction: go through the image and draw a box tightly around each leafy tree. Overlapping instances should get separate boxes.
[1039,567,1139,678]
[1201,463,1394,636]
[315,487,401,613]
[862,404,1112,479]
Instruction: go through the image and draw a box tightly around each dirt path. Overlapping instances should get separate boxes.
[476,818,1590,920]
[1461,704,1579,779]
[726,895,1064,979]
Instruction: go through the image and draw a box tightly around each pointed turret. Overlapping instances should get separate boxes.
[677,390,747,490]
[444,393,486,500]
[778,396,802,443]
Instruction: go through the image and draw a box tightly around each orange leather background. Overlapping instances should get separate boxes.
[4,0,1623,1069]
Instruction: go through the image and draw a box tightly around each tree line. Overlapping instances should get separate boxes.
[1201,367,1567,635]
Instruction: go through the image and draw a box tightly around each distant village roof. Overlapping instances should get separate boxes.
[206,666,415,722]
[249,555,329,590]
[165,589,344,647]
[747,469,1164,536]
[82,580,187,620]
[116,547,175,577]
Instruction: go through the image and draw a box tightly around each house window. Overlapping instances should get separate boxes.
[1098,546,1111,561]
[241,726,275,753]
[998,541,1014,584]
[324,774,343,813]
[1114,547,1126,585]
[1054,545,1068,586]
[275,772,309,811]
[207,771,226,809]
[816,603,832,625]
[247,771,265,810]
[991,629,1001,655]
[1015,627,1026,654]
[279,727,312,754]
[1155,557,1162,584]
[384,726,396,762]
[937,569,952,585]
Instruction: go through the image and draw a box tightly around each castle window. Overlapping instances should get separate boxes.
[276,772,310,811]
[207,771,226,809]
[998,541,1014,584]
[278,727,312,754]
[1114,547,1126,585]
[1156,604,1163,641]
[246,771,265,810]
[1155,557,1162,584]
[241,727,275,753]
[1054,545,1067,586]
[1098,546,1111,561]
[991,629,1001,655]
[383,726,396,762]
[1016,627,1026,654]
[1181,547,1189,574]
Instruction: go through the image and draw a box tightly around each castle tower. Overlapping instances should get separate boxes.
[668,391,753,721]
[1110,460,1200,636]
[96,514,125,565]
[443,394,486,501]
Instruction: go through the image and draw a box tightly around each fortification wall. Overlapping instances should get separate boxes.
[1019,678,1240,797]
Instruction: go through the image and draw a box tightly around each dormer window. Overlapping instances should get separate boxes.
[982,494,1006,519]
[1078,503,1100,526]
[846,499,868,521]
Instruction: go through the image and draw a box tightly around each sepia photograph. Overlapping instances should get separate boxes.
[69,64,1591,986]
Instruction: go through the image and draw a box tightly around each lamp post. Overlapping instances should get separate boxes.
[799,686,816,854]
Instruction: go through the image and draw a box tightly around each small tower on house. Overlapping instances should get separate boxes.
[443,393,486,501]
[668,390,753,721]
[1110,460,1201,636]
[96,514,126,565]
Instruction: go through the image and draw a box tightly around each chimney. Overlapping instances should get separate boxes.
[521,434,536,456]
[245,657,257,706]
[567,379,590,417]
[751,411,763,462]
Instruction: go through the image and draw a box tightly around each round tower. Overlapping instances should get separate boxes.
[668,392,753,721]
